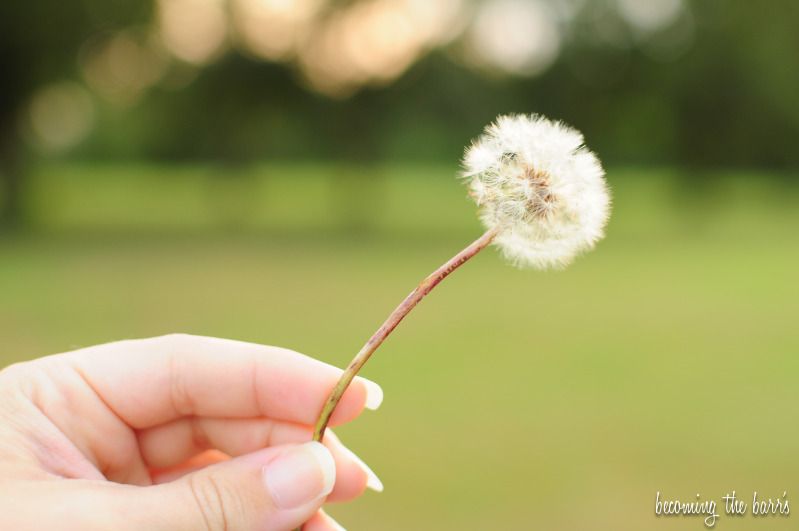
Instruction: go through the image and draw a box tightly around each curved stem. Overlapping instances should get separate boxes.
[312,227,498,442]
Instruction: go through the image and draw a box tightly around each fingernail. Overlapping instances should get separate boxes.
[264,442,335,509]
[360,378,383,410]
[339,444,384,493]
[319,510,348,531]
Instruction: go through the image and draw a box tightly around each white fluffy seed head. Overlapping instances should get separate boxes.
[461,114,611,269]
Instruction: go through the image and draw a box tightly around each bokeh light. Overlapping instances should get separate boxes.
[297,0,464,97]
[157,0,228,64]
[26,81,95,153]
[80,31,167,106]
[615,0,684,35]
[467,0,561,77]
[232,0,323,61]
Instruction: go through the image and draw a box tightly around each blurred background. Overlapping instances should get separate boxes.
[1,0,798,529]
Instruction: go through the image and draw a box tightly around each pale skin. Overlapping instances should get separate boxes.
[0,334,384,531]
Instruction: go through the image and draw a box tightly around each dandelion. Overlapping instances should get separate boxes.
[309,113,611,442]
[463,113,611,269]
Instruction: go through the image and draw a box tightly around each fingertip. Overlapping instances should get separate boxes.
[305,441,337,497]
[328,377,382,426]
[263,442,336,510]
[320,431,383,502]
[338,443,383,493]
[359,377,383,411]
[303,509,347,531]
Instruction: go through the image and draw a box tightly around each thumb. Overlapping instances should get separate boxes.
[135,442,336,531]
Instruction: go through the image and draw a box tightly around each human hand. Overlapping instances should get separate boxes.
[0,334,384,531]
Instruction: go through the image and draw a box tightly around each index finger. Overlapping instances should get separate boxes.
[63,334,383,429]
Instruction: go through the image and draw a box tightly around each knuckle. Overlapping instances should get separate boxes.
[189,417,210,450]
[187,474,237,531]
[168,351,195,416]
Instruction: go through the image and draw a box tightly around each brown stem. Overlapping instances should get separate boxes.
[312,227,499,442]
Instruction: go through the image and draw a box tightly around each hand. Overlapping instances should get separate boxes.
[0,334,384,531]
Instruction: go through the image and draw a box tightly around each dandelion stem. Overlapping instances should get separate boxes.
[312,226,499,442]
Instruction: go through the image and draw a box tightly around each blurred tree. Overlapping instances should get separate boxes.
[0,0,149,227]
[2,0,799,229]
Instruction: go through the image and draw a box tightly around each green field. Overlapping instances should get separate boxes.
[2,164,798,530]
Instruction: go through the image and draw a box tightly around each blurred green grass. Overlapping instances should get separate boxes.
[2,163,799,530]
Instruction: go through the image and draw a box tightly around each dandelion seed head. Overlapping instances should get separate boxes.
[462,114,611,269]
